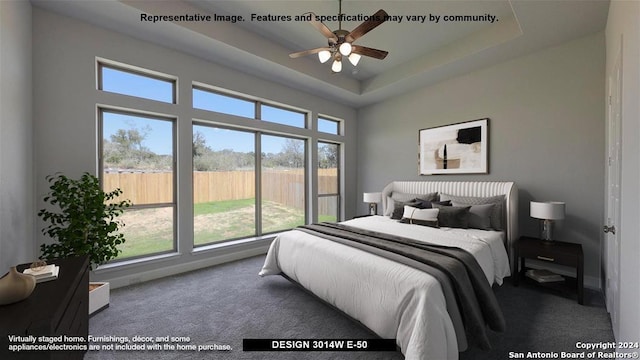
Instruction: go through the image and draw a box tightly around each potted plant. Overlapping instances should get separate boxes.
[38,172,131,315]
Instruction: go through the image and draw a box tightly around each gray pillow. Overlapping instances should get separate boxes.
[432,204,471,229]
[440,194,505,230]
[456,203,495,230]
[385,192,438,216]
[391,199,423,220]
[400,217,439,228]
[416,199,451,209]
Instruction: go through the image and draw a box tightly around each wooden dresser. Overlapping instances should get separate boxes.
[0,256,89,359]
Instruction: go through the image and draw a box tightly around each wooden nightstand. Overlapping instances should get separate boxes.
[514,236,584,305]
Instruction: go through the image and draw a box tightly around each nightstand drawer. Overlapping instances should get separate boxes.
[518,245,579,266]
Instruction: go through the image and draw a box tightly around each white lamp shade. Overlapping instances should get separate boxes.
[318,50,331,63]
[339,42,352,56]
[530,201,565,220]
[348,53,361,66]
[363,192,382,203]
[331,59,342,72]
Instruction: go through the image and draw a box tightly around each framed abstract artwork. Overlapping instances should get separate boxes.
[419,118,489,175]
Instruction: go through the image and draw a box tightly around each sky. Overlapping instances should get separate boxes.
[101,67,338,156]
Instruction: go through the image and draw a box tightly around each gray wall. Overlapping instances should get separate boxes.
[357,33,605,287]
[31,8,357,286]
[0,0,34,274]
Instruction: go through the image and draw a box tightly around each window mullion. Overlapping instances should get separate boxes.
[255,131,263,236]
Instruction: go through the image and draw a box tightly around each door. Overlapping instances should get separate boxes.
[604,47,622,338]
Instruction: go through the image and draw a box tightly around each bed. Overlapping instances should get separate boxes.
[259,181,518,360]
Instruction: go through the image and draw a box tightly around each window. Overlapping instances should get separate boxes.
[260,104,306,128]
[193,88,255,118]
[97,60,345,264]
[318,142,340,222]
[261,135,306,233]
[318,117,341,135]
[99,64,175,103]
[192,125,308,243]
[100,110,176,259]
[193,87,307,129]
[193,126,256,246]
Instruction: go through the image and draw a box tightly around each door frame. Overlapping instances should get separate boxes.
[603,42,622,339]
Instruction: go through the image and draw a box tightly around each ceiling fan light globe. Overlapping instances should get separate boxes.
[348,53,361,66]
[331,59,342,72]
[318,50,331,63]
[339,42,352,56]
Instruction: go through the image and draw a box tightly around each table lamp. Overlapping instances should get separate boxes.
[363,192,382,215]
[530,201,565,241]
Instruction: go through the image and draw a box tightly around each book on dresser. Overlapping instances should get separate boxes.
[525,269,564,283]
[22,264,60,283]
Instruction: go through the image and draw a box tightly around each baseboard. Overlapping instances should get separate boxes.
[103,244,270,290]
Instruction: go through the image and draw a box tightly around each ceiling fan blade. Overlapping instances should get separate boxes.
[289,47,331,58]
[346,9,388,43]
[352,45,388,60]
[308,12,338,44]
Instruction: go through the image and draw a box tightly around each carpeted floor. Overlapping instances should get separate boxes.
[86,255,614,360]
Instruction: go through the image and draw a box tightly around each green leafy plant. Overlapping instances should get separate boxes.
[38,172,132,269]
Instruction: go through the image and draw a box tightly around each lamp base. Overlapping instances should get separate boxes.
[368,203,377,216]
[540,219,555,241]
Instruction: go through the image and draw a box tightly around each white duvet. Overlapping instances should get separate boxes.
[259,216,511,360]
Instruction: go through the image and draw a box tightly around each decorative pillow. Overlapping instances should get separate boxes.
[439,194,505,230]
[454,203,495,230]
[384,192,439,216]
[415,199,452,209]
[390,199,424,220]
[432,204,471,229]
[400,206,439,228]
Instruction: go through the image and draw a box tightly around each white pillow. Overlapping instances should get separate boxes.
[402,206,439,222]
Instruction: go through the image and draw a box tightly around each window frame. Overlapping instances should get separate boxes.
[259,102,308,129]
[97,59,177,104]
[94,58,347,266]
[192,120,309,245]
[193,84,310,130]
[318,115,342,135]
[98,107,178,261]
[317,140,341,222]
[259,132,308,235]
[191,122,258,246]
[192,85,256,119]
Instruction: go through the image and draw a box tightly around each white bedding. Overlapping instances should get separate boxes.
[259,215,511,360]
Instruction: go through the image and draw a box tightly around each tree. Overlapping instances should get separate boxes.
[103,125,169,170]
[319,143,338,169]
[193,131,210,157]
[110,126,150,153]
[279,138,304,168]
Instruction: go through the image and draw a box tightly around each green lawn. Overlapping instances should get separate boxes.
[193,198,255,216]
[115,198,335,259]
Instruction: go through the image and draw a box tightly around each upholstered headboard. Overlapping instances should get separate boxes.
[381,181,519,257]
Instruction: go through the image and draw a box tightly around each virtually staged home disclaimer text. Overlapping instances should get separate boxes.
[138,12,499,24]
[87,335,232,352]
[6,334,232,353]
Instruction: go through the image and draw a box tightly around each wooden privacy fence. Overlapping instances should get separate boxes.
[104,169,338,212]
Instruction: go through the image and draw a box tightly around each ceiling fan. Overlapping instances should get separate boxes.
[289,0,389,73]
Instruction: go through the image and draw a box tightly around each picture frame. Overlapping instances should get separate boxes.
[419,118,489,175]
